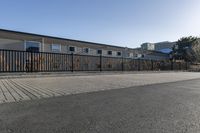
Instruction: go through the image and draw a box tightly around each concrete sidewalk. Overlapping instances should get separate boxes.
[1,72,200,104]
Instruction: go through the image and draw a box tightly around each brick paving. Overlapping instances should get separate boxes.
[1,72,200,104]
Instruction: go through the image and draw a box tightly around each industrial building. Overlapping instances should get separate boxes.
[0,29,139,58]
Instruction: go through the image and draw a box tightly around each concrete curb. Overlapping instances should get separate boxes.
[0,71,188,79]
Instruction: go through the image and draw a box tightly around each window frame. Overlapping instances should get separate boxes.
[69,46,76,52]
[97,49,102,55]
[107,50,112,55]
[117,51,122,56]
[83,48,90,54]
[24,41,41,52]
[51,44,61,52]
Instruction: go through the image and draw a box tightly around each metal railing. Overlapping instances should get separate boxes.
[0,49,188,72]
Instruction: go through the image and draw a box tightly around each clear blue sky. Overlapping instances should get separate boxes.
[0,0,200,48]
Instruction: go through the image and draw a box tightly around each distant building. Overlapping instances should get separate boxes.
[140,41,176,60]
[141,41,175,54]
[154,41,175,51]
[141,43,155,50]
[141,50,170,60]
[133,49,170,60]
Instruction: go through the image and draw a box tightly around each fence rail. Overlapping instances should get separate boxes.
[0,49,188,73]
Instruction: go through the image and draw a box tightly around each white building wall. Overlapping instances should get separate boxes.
[0,38,24,51]
[0,37,134,58]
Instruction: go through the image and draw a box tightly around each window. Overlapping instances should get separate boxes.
[51,44,61,52]
[83,48,89,53]
[117,52,121,56]
[107,51,112,55]
[129,53,133,57]
[69,46,75,52]
[136,54,142,58]
[97,50,102,55]
[175,45,178,50]
[25,41,40,52]
[108,64,112,68]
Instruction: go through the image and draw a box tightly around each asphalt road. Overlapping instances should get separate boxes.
[1,78,200,133]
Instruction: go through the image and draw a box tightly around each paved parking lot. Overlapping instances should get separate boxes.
[1,76,200,132]
[1,72,200,104]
